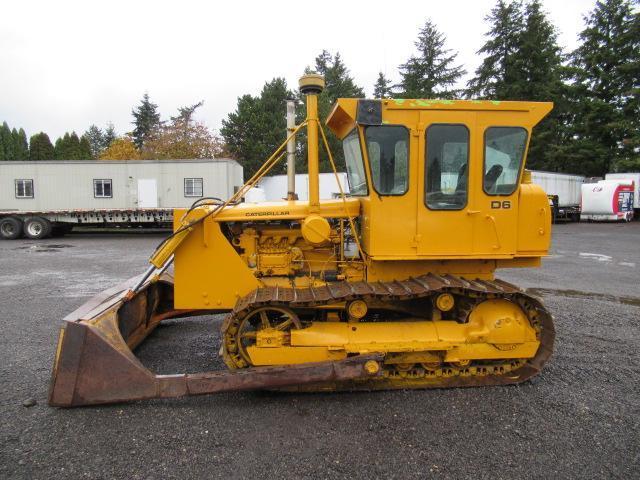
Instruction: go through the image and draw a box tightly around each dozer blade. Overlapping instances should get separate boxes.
[48,273,383,407]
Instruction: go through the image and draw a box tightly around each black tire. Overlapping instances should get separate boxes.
[23,216,52,239]
[0,217,23,240]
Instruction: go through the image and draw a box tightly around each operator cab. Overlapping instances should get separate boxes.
[326,98,552,261]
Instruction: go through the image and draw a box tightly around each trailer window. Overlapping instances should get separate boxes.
[93,179,112,198]
[342,130,368,196]
[365,126,409,195]
[425,124,469,210]
[483,127,528,195]
[15,179,34,199]
[184,178,203,197]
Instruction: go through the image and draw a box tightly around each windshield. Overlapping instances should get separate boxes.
[342,130,368,196]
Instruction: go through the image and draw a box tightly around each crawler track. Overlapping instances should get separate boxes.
[222,274,555,390]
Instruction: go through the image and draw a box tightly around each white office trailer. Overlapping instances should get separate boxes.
[605,173,640,213]
[255,173,350,201]
[0,159,243,239]
[581,179,635,222]
[530,171,585,222]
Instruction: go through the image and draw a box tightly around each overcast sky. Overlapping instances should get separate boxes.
[1,0,596,141]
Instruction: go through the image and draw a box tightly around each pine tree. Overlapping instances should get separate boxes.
[103,123,117,149]
[0,122,10,160]
[568,0,640,175]
[85,125,105,158]
[397,19,466,99]
[131,93,161,150]
[467,1,524,99]
[6,127,19,160]
[373,72,394,98]
[29,132,55,160]
[221,78,294,177]
[15,128,29,160]
[79,135,92,159]
[515,0,567,170]
[300,50,365,171]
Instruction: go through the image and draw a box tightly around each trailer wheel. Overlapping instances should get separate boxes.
[0,217,23,240]
[23,217,52,239]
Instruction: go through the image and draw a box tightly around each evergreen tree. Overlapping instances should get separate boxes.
[131,93,161,150]
[221,78,293,177]
[54,132,83,159]
[467,1,568,172]
[6,127,19,160]
[79,135,92,159]
[397,19,466,98]
[515,0,567,170]
[15,128,29,160]
[0,122,10,160]
[103,122,117,148]
[467,0,524,99]
[29,132,55,160]
[568,0,640,175]
[373,72,394,98]
[300,50,365,171]
[85,125,105,158]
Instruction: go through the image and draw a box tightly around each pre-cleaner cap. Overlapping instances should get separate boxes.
[299,73,325,95]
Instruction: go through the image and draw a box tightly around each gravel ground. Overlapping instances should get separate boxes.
[1,223,639,479]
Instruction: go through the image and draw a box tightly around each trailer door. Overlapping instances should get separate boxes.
[137,179,158,208]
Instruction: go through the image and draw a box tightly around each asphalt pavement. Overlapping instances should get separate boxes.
[1,223,638,479]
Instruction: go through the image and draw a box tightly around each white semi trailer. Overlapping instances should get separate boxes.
[0,159,243,239]
[530,171,585,222]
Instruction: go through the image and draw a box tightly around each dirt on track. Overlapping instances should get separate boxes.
[1,223,639,479]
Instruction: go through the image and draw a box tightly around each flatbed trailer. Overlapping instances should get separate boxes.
[0,208,173,240]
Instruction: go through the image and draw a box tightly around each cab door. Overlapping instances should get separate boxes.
[472,122,529,255]
[416,111,476,257]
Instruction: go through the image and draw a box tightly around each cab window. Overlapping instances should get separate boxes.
[484,127,528,195]
[364,126,409,195]
[425,124,469,210]
[342,130,368,195]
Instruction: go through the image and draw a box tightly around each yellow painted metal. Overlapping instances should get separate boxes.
[435,293,455,312]
[347,299,368,319]
[306,93,320,208]
[245,300,538,366]
[173,218,259,310]
[149,227,192,268]
[301,214,331,246]
[364,360,381,375]
[172,87,553,313]
[247,345,346,365]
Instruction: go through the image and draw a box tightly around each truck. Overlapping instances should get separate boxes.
[0,158,243,239]
[530,171,584,223]
[581,179,635,222]
[605,172,640,217]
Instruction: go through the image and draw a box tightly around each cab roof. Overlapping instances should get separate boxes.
[326,98,553,139]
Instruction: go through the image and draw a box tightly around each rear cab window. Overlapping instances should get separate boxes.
[483,127,528,195]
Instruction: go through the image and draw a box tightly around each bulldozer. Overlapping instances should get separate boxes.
[49,74,554,407]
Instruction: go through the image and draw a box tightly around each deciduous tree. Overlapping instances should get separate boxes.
[100,137,140,160]
[142,102,226,160]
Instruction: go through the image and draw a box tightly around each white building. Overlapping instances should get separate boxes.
[0,159,243,211]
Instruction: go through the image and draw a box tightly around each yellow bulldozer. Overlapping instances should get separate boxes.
[49,74,554,406]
